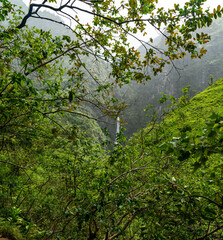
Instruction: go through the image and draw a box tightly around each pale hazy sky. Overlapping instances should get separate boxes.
[21,0,222,47]
[22,0,222,11]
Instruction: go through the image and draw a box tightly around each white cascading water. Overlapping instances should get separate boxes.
[115,116,120,144]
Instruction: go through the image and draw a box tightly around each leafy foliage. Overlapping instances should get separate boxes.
[1,0,223,239]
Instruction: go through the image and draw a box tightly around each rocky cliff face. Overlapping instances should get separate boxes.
[121,18,223,137]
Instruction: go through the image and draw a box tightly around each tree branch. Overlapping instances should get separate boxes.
[0,160,26,169]
[197,225,223,240]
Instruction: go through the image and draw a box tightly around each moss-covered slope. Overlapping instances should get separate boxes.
[166,77,223,129]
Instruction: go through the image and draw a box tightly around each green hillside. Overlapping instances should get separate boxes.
[152,77,223,148]
[167,78,223,127]
[119,78,223,239]
[133,77,223,170]
[159,78,223,166]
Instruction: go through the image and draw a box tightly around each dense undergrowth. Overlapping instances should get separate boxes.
[1,78,223,239]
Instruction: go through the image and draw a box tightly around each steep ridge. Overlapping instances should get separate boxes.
[130,77,223,152]
[123,18,223,137]
[162,77,223,132]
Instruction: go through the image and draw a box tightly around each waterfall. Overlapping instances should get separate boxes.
[115,116,120,144]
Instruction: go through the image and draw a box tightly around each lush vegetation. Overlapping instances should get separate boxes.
[1,0,223,239]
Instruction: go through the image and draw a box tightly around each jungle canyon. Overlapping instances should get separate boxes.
[1,0,223,239]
